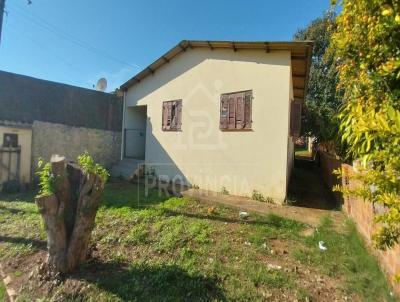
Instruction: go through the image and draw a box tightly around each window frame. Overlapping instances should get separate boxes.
[3,133,18,148]
[219,90,253,131]
[162,99,182,131]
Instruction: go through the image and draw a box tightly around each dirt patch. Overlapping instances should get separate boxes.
[182,188,346,230]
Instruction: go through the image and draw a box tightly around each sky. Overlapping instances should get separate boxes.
[0,0,330,92]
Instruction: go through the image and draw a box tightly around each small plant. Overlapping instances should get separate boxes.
[252,190,273,203]
[77,151,109,183]
[36,158,55,196]
[220,186,229,195]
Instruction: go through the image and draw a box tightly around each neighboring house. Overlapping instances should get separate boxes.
[118,40,312,202]
[0,70,122,189]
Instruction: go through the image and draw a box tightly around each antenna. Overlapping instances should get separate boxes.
[96,78,107,92]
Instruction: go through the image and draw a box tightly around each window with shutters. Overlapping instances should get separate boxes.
[220,90,252,131]
[290,100,302,137]
[162,100,182,131]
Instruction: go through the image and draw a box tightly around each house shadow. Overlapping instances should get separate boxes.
[101,178,173,210]
[73,258,227,301]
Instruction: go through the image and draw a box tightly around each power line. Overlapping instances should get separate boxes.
[9,3,140,70]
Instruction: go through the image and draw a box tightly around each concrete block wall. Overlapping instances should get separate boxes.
[31,121,121,173]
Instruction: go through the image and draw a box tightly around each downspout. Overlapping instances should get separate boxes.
[120,90,126,160]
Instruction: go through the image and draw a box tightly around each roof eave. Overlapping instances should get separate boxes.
[121,40,314,99]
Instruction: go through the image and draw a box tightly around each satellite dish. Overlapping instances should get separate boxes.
[96,78,107,92]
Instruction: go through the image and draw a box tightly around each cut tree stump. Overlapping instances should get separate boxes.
[35,155,105,273]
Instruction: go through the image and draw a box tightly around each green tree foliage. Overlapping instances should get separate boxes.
[294,12,342,144]
[331,0,400,249]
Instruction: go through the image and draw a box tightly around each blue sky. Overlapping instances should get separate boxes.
[0,0,330,92]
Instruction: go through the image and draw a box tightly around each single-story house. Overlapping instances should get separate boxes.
[0,70,123,190]
[117,40,313,202]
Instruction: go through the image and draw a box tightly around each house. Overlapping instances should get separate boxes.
[117,40,313,202]
[0,70,123,190]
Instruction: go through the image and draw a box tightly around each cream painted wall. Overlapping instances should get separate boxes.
[125,48,292,201]
[286,70,295,189]
[0,125,32,185]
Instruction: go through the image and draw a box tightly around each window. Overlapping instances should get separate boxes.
[220,90,252,130]
[290,100,302,137]
[162,100,182,131]
[3,133,18,148]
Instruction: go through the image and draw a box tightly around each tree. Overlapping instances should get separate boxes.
[331,0,400,249]
[36,152,108,273]
[294,12,343,148]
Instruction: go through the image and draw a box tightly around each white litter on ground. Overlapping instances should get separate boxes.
[267,263,282,270]
[239,211,249,219]
[318,241,327,251]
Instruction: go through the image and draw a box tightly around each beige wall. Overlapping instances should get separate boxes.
[286,70,295,189]
[0,125,32,185]
[125,48,292,201]
[32,121,121,172]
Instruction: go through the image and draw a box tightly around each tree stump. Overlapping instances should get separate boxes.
[35,155,106,273]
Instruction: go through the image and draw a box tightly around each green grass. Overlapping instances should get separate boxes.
[0,190,45,259]
[293,217,396,302]
[0,181,396,301]
[0,279,5,302]
[295,145,312,158]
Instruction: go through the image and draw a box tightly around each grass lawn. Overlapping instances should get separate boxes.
[294,145,313,158]
[0,181,396,301]
[0,280,5,302]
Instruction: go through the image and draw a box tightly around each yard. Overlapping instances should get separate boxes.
[0,181,396,301]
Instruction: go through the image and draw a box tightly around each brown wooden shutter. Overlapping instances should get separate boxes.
[162,102,169,131]
[228,95,236,129]
[235,92,245,129]
[170,101,177,129]
[220,95,229,129]
[244,91,252,129]
[290,100,302,137]
[175,100,182,130]
[167,102,173,130]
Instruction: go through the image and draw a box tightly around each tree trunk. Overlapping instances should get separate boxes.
[35,155,105,273]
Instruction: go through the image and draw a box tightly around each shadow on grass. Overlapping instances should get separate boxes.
[101,181,171,210]
[75,259,227,301]
[288,165,339,210]
[0,235,46,250]
[0,205,31,215]
[0,191,36,203]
